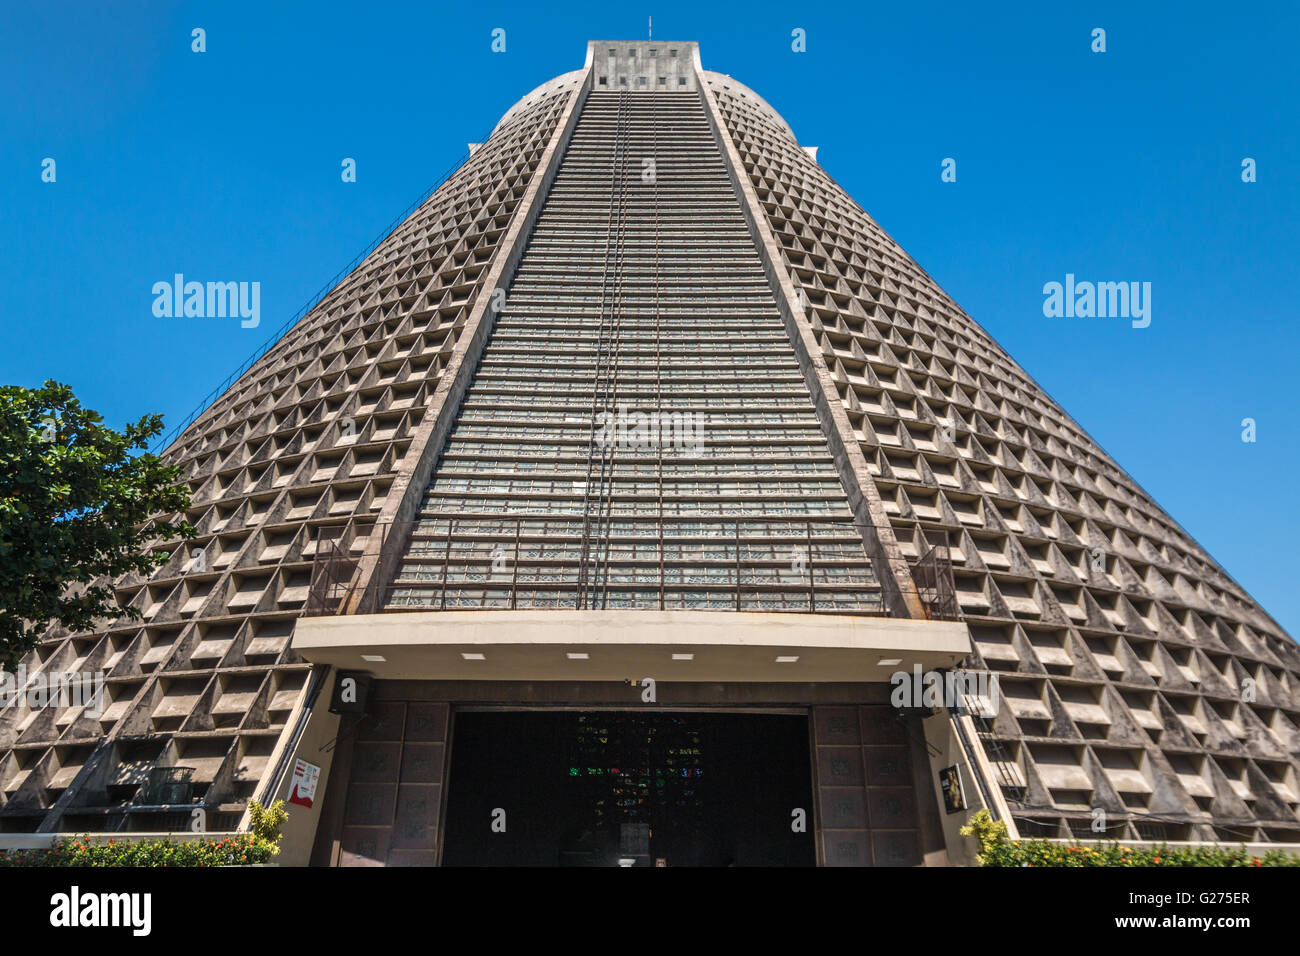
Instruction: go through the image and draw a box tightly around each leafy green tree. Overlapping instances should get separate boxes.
[0,381,193,669]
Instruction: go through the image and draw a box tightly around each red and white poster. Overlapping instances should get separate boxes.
[288,758,321,808]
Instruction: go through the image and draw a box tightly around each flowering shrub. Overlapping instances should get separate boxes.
[0,833,274,867]
[960,808,1300,867]
[0,800,287,867]
[981,839,1300,867]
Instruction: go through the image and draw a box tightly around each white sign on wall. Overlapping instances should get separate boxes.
[288,758,321,808]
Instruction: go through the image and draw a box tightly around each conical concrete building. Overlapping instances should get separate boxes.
[5,41,1298,866]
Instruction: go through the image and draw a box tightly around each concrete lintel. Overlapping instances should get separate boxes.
[292,610,970,683]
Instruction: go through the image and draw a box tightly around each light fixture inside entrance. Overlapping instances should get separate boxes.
[566,652,589,660]
[361,654,386,662]
[461,652,486,661]
[775,655,799,663]
[671,653,694,660]
[877,658,902,666]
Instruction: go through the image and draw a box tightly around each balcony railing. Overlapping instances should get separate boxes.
[305,516,960,622]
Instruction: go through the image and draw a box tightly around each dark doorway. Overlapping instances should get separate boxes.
[442,710,815,866]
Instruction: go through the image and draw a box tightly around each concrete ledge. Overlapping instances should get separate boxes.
[292,609,970,682]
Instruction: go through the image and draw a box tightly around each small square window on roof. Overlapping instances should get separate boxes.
[598,76,607,85]
[619,76,627,85]
[609,48,616,55]
[678,76,687,86]
[649,49,657,56]
[669,48,677,56]
[658,76,666,85]
[637,76,646,85]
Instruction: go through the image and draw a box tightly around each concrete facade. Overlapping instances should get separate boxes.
[7,39,1299,862]
[302,680,994,867]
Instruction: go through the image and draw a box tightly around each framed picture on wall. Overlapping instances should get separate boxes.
[939,764,967,815]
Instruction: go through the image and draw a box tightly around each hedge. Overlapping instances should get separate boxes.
[0,833,276,867]
[960,809,1300,867]
[0,800,287,867]
[982,839,1300,867]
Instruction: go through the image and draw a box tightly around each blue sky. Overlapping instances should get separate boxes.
[2,2,1297,634]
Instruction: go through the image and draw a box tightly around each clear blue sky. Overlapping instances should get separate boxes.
[3,2,1297,635]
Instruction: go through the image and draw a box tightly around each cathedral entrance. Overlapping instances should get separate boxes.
[440,710,816,866]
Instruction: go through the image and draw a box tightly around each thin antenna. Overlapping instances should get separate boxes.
[649,15,652,40]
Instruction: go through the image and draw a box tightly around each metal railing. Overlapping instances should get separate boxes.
[303,530,364,617]
[305,515,960,622]
[912,533,960,621]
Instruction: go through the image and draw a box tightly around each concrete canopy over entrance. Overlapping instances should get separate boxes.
[291,609,970,683]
